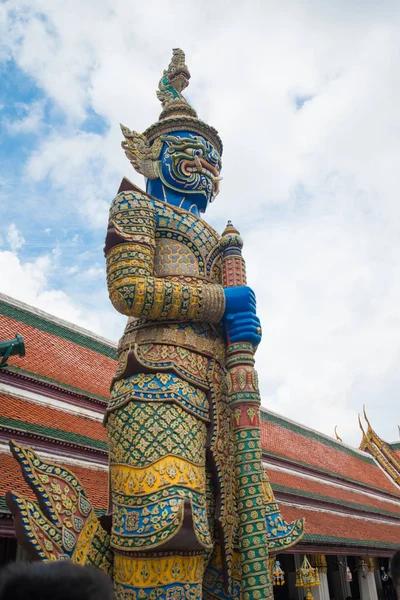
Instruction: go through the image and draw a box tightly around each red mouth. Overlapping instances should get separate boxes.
[181,159,220,178]
[180,159,221,198]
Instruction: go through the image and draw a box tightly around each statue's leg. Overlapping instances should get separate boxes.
[107,373,212,600]
[203,546,242,600]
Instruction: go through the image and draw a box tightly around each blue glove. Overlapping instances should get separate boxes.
[223,286,262,346]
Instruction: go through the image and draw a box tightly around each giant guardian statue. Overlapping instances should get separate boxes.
[6,49,304,600]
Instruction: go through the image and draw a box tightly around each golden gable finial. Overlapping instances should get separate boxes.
[334,425,343,442]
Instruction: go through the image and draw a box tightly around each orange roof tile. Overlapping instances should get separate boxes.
[0,313,116,400]
[268,468,400,517]
[0,394,107,443]
[280,504,400,548]
[260,416,400,496]
[0,454,108,511]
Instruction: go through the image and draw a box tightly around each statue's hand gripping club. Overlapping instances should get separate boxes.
[223,286,262,347]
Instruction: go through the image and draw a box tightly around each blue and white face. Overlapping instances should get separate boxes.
[158,131,222,212]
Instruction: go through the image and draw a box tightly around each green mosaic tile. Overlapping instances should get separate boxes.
[302,533,399,549]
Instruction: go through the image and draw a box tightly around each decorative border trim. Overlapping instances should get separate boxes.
[3,367,108,406]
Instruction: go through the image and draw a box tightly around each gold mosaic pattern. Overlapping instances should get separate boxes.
[118,322,226,364]
[114,555,204,587]
[154,238,199,277]
[110,458,205,496]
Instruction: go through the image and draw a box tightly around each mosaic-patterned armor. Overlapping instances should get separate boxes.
[104,185,234,599]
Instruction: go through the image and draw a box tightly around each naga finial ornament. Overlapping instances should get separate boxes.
[334,425,343,442]
[156,48,192,108]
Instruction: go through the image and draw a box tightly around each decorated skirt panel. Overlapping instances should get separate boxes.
[108,395,211,553]
[113,553,203,600]
[107,374,210,423]
[115,343,211,391]
[206,362,237,593]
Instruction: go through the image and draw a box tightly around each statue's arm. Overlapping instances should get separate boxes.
[105,193,225,323]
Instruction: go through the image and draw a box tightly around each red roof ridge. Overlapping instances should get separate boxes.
[261,406,371,458]
[279,499,400,526]
[265,459,400,507]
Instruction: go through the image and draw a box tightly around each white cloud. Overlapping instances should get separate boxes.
[64,265,79,276]
[7,224,25,252]
[1,0,400,444]
[0,246,124,339]
[81,266,104,279]
[4,101,44,134]
[26,131,113,228]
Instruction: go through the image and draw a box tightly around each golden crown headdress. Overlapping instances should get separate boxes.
[120,48,223,179]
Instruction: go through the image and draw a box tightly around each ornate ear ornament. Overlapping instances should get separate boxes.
[120,124,162,179]
[120,49,223,179]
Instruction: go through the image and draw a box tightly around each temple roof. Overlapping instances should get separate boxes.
[0,293,116,404]
[1,293,400,553]
[260,410,400,495]
[358,408,400,487]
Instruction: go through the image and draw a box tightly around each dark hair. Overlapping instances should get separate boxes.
[391,550,400,586]
[0,561,114,600]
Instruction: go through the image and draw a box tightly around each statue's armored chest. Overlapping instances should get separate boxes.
[153,201,222,283]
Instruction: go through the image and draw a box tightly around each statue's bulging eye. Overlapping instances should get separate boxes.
[184,147,204,158]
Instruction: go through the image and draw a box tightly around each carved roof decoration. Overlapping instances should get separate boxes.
[359,406,400,487]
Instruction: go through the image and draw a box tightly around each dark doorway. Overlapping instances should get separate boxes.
[347,556,361,600]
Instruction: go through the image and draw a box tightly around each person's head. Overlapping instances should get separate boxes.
[0,561,114,600]
[391,550,400,596]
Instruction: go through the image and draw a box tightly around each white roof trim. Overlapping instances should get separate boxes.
[0,382,103,422]
[0,441,108,471]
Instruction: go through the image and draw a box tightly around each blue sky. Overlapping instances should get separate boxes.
[1,0,400,445]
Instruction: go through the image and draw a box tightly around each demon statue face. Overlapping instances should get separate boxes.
[120,49,223,215]
[157,131,222,211]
